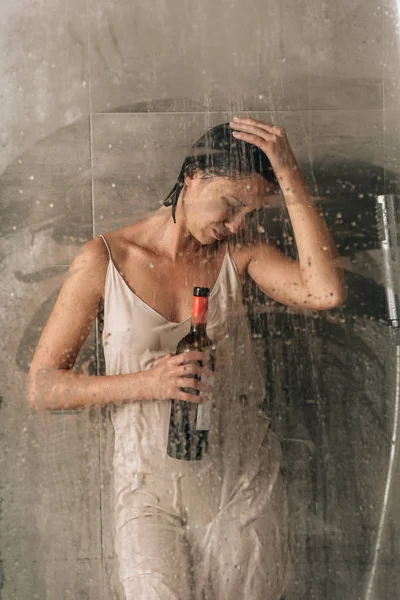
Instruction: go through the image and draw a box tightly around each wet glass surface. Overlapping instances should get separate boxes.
[1,1,400,598]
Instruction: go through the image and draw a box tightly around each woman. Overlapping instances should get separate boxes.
[28,117,347,600]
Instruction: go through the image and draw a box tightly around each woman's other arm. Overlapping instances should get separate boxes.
[28,238,148,411]
[28,237,208,411]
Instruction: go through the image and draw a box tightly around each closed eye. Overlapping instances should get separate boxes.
[224,198,240,214]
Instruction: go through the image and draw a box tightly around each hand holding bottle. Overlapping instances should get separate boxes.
[145,351,213,404]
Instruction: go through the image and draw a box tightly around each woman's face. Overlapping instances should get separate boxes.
[182,171,280,245]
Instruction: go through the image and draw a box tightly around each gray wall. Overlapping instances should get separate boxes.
[1,0,399,598]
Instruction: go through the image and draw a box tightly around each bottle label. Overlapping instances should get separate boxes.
[196,371,215,430]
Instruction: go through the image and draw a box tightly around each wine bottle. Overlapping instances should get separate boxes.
[167,287,216,461]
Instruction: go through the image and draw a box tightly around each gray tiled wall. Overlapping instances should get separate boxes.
[1,0,399,598]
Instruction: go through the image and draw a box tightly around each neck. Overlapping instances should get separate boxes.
[150,185,216,260]
[146,208,201,261]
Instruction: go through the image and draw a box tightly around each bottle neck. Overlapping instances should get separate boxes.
[190,296,209,331]
[189,322,208,335]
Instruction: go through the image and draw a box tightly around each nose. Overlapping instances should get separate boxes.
[225,213,246,235]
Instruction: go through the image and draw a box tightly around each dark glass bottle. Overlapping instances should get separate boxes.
[167,287,216,460]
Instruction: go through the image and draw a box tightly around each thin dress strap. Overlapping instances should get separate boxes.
[99,234,112,261]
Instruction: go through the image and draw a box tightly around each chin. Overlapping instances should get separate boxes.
[190,233,209,246]
[194,229,219,246]
[194,230,214,245]
[202,237,216,246]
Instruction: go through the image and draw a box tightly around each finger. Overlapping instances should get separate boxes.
[173,366,214,399]
[232,117,285,135]
[154,353,173,365]
[194,381,213,394]
[177,377,202,391]
[231,121,276,140]
[174,351,205,365]
[232,130,273,148]
[200,382,214,393]
[177,363,202,377]
[231,123,276,143]
[177,390,206,404]
[231,117,282,134]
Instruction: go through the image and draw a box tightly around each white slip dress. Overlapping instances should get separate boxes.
[100,234,290,600]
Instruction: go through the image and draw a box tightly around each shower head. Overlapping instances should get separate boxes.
[375,195,400,329]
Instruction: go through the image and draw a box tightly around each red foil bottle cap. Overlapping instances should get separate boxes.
[192,296,209,323]
[191,287,210,324]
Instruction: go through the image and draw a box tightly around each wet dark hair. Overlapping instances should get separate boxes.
[163,122,278,223]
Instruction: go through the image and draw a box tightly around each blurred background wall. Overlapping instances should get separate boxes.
[1,0,399,598]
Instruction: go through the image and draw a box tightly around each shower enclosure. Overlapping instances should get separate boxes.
[1,0,399,598]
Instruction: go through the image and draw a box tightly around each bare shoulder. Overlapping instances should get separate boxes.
[29,236,113,376]
[69,236,111,296]
[100,221,150,252]
[77,235,110,263]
